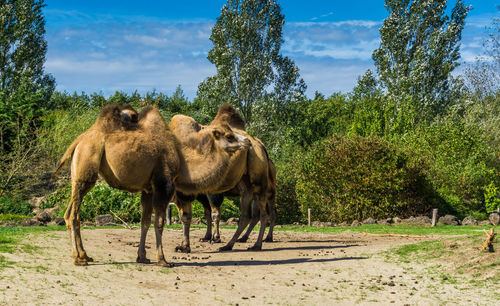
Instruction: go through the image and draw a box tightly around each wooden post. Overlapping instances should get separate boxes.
[431,208,438,227]
[166,203,173,225]
[308,208,311,226]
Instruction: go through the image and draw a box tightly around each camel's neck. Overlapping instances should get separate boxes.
[175,139,231,194]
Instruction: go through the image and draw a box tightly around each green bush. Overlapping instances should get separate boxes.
[0,195,32,216]
[46,183,141,222]
[484,182,500,213]
[296,134,436,223]
[400,119,499,217]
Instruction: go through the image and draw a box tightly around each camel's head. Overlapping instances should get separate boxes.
[208,123,251,154]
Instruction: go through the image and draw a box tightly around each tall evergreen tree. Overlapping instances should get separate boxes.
[372,0,469,123]
[0,0,54,152]
[196,0,305,125]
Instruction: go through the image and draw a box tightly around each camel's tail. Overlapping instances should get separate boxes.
[52,133,85,179]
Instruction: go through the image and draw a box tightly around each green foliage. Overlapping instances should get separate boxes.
[197,0,305,125]
[373,0,470,122]
[220,197,241,221]
[297,134,436,223]
[0,195,32,215]
[46,183,141,222]
[399,117,499,217]
[0,213,29,222]
[484,183,500,213]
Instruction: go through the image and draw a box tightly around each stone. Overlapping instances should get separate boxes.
[461,216,478,226]
[337,221,349,227]
[226,217,239,225]
[45,207,59,218]
[324,222,333,227]
[311,221,322,227]
[191,217,202,225]
[362,217,377,225]
[21,218,43,226]
[49,218,66,226]
[95,214,114,226]
[479,220,492,226]
[392,217,401,224]
[438,215,459,225]
[35,211,51,223]
[29,196,46,208]
[351,220,362,227]
[377,218,392,226]
[489,213,500,226]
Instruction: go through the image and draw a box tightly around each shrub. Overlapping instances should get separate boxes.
[296,134,436,223]
[0,195,32,216]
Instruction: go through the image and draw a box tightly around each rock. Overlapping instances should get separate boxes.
[479,220,492,226]
[191,217,202,225]
[45,207,59,218]
[337,221,349,227]
[226,217,239,225]
[351,220,362,227]
[29,196,46,208]
[95,214,114,226]
[219,221,227,226]
[35,211,51,223]
[82,221,94,226]
[461,216,478,226]
[392,217,401,224]
[377,218,392,226]
[21,218,43,226]
[438,215,459,225]
[324,222,333,227]
[2,221,19,227]
[292,222,300,226]
[311,221,322,227]
[49,218,66,226]
[362,217,377,225]
[401,216,431,225]
[489,213,500,226]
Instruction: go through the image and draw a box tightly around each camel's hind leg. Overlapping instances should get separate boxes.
[237,200,258,243]
[248,194,270,251]
[208,194,224,243]
[219,181,252,251]
[197,195,212,242]
[264,207,276,242]
[137,191,153,264]
[64,147,99,266]
[174,192,194,253]
[152,181,175,267]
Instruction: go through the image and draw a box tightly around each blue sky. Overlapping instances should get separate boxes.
[43,1,499,99]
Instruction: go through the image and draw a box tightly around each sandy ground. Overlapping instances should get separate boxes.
[0,227,497,305]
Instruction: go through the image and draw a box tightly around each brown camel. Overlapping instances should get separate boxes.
[170,104,276,252]
[54,104,250,266]
[199,143,277,245]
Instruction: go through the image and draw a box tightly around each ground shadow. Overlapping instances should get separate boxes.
[197,243,360,254]
[173,256,368,267]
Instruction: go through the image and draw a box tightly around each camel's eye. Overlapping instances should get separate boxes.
[226,134,236,142]
[212,130,222,139]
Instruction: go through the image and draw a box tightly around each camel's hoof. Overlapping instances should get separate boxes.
[236,237,248,243]
[247,245,262,251]
[264,237,274,243]
[83,255,94,262]
[211,237,222,243]
[219,245,233,252]
[157,260,174,268]
[136,257,151,264]
[73,258,89,266]
[175,245,191,253]
[199,237,211,242]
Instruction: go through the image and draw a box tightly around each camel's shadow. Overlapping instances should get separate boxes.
[175,256,368,267]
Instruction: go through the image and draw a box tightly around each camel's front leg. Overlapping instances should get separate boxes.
[197,195,212,242]
[219,184,252,251]
[174,195,192,253]
[211,205,222,243]
[137,191,153,264]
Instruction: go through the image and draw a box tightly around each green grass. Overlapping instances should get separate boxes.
[0,225,65,254]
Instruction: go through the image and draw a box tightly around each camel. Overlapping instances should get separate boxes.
[170,104,276,252]
[54,103,250,266]
[198,145,277,245]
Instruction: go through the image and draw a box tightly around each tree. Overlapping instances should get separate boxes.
[0,0,55,153]
[372,0,469,123]
[196,0,305,125]
[464,7,500,98]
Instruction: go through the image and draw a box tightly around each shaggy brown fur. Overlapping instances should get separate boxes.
[171,104,276,252]
[54,103,250,266]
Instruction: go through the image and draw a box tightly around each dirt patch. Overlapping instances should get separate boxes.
[0,228,498,305]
